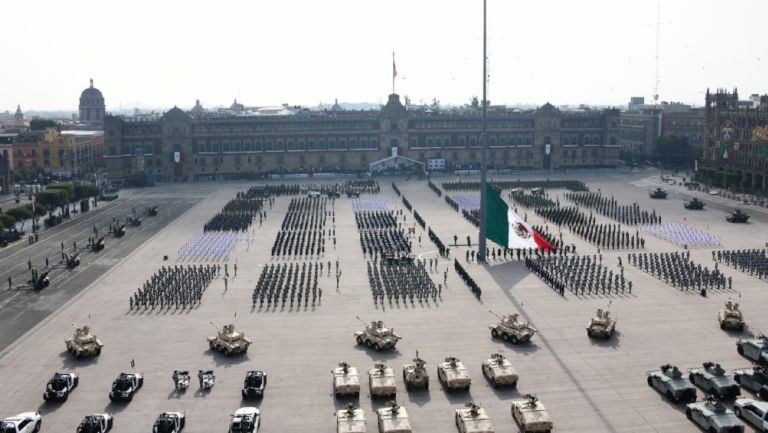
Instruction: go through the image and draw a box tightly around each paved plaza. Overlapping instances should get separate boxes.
[1,169,767,433]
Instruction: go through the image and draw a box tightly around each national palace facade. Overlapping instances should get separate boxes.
[104,94,622,180]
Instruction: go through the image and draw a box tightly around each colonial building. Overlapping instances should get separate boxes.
[619,100,705,158]
[698,89,768,192]
[79,79,106,127]
[103,94,622,180]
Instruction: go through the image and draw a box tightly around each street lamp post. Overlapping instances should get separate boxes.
[478,0,489,263]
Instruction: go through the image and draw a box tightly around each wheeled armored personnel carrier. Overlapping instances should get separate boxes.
[733,366,768,400]
[647,364,697,403]
[689,362,741,399]
[333,362,360,398]
[489,311,536,344]
[354,317,401,351]
[684,197,705,210]
[727,209,750,223]
[368,364,396,398]
[455,402,495,433]
[511,394,554,433]
[437,357,471,391]
[737,336,768,366]
[207,323,251,356]
[66,325,103,358]
[649,187,668,199]
[376,401,412,433]
[402,352,429,390]
[686,396,745,433]
[718,299,745,331]
[481,353,518,388]
[336,403,366,433]
[587,307,616,338]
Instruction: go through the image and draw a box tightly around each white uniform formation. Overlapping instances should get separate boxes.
[351,197,390,212]
[639,222,721,248]
[177,232,240,261]
[451,194,481,210]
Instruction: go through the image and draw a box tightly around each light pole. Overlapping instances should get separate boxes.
[478,0,489,263]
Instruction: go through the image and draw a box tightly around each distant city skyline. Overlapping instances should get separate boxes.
[2,0,766,112]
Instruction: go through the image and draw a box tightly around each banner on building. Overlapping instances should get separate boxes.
[391,147,398,157]
[752,126,768,144]
[545,144,551,155]
[427,158,445,170]
[173,152,181,163]
[720,120,737,146]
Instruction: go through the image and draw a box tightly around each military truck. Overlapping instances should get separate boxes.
[376,401,412,433]
[488,311,536,344]
[368,364,396,398]
[737,336,768,366]
[511,394,554,433]
[727,209,750,223]
[437,357,471,392]
[402,352,429,391]
[647,364,697,403]
[649,187,668,199]
[684,198,705,210]
[689,362,741,399]
[718,299,745,331]
[333,362,360,398]
[686,396,745,433]
[455,402,494,433]
[207,323,251,356]
[481,353,518,388]
[587,306,616,339]
[733,366,768,400]
[336,403,366,433]
[354,317,401,351]
[66,325,103,358]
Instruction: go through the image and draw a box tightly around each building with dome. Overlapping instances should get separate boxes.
[79,79,105,127]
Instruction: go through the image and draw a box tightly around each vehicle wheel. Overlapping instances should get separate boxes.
[688,373,695,383]
[686,408,693,420]
[734,407,741,417]
[510,380,517,388]
[734,375,741,384]
[95,347,101,356]
[74,376,79,387]
[209,341,215,350]
[33,420,41,433]
[139,377,144,387]
[491,329,499,338]
[108,417,113,429]
[510,335,519,344]
[224,348,231,356]
[501,333,509,342]
[737,345,744,355]
[109,394,115,402]
[373,343,381,351]
[455,414,460,427]
[365,340,372,348]
[356,335,364,345]
[708,428,716,433]
[491,378,497,388]
[666,391,674,401]
[180,417,185,429]
[647,377,653,387]
[425,381,429,390]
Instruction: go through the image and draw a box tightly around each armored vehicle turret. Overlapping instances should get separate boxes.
[376,401,412,433]
[354,317,401,351]
[489,311,536,344]
[333,362,360,398]
[65,325,103,358]
[587,307,617,339]
[718,299,745,331]
[684,197,705,210]
[481,353,518,388]
[437,357,471,391]
[649,187,668,199]
[368,364,396,398]
[402,352,429,391]
[336,403,366,433]
[207,323,251,356]
[727,209,750,223]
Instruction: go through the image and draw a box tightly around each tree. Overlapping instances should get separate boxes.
[6,207,33,231]
[653,135,697,168]
[30,118,57,131]
[470,96,480,109]
[36,189,70,213]
[0,214,17,232]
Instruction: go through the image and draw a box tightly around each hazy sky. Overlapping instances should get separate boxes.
[2,0,766,112]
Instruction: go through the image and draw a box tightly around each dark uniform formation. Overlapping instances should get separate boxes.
[509,192,559,209]
[271,197,329,258]
[445,195,460,212]
[454,259,481,298]
[203,197,265,232]
[526,255,631,296]
[366,257,439,307]
[630,252,731,292]
[441,179,588,192]
[715,249,768,280]
[536,206,645,250]
[565,192,662,225]
[251,262,323,310]
[129,265,218,311]
[355,210,411,258]
[428,180,442,196]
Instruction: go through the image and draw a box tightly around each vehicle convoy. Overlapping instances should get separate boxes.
[686,396,745,433]
[455,402,495,433]
[481,353,518,388]
[684,197,705,210]
[727,209,750,223]
[488,311,536,344]
[649,188,668,199]
[241,370,267,399]
[354,317,401,351]
[402,352,429,390]
[368,364,396,398]
[76,414,113,433]
[437,357,471,391]
[43,372,78,401]
[172,370,190,391]
[733,366,768,400]
[333,362,360,398]
[734,398,768,432]
[197,370,215,390]
[586,306,616,338]
[689,362,741,399]
[229,407,260,433]
[108,372,143,401]
[737,336,768,366]
[377,401,412,433]
[208,323,252,356]
[65,325,103,358]
[719,299,746,331]
[647,364,697,403]
[511,394,554,433]
[335,403,366,433]
[0,412,42,433]
[153,412,185,433]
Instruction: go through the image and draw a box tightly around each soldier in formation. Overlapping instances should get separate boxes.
[252,262,322,309]
[367,258,439,306]
[526,255,629,296]
[453,259,481,298]
[715,249,768,280]
[629,251,729,291]
[271,197,329,258]
[129,265,218,311]
[536,206,644,250]
[564,191,661,225]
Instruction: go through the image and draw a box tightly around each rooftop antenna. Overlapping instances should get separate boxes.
[653,3,661,106]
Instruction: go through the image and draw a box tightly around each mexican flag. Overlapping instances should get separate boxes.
[484,184,554,251]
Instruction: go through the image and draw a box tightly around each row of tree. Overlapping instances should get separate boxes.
[0,182,98,235]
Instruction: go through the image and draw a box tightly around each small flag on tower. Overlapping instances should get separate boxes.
[392,51,398,79]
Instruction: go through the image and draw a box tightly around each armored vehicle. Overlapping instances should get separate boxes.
[647,364,697,403]
[689,362,741,399]
[207,323,252,356]
[145,205,158,216]
[229,407,260,433]
[684,197,705,210]
[336,403,366,433]
[402,352,429,391]
[455,402,495,433]
[376,401,412,433]
[437,357,471,391]
[65,325,103,358]
[153,412,185,433]
[737,336,768,366]
[686,396,745,433]
[481,353,518,388]
[649,187,668,199]
[354,317,401,351]
[43,372,78,401]
[586,307,616,338]
[733,366,768,400]
[76,414,113,433]
[368,364,396,398]
[333,362,360,398]
[727,209,750,223]
[488,311,536,344]
[108,372,143,401]
[511,394,554,433]
[241,370,267,399]
[91,237,105,252]
[719,299,745,331]
[734,398,768,432]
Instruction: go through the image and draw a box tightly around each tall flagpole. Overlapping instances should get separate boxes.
[478,0,488,263]
[392,51,396,94]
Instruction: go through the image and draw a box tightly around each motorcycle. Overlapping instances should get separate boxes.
[172,370,190,391]
[198,370,215,390]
